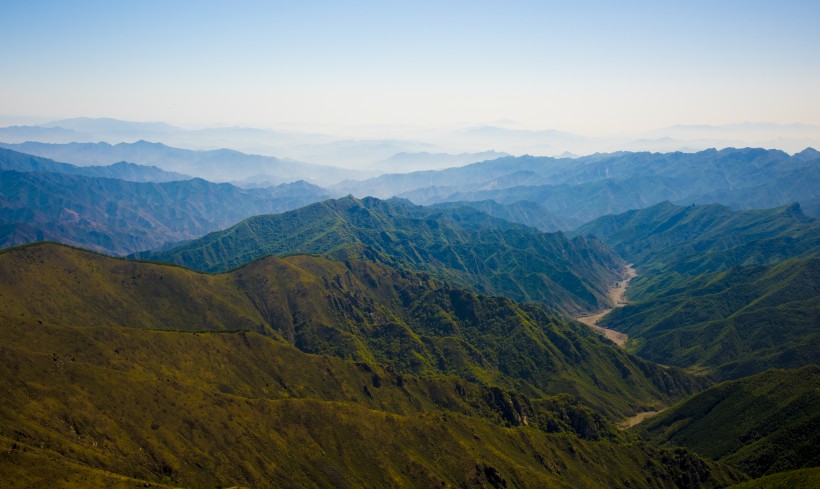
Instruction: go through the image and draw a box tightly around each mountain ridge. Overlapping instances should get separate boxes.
[134,195,624,316]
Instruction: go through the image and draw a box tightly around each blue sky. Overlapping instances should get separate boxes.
[2,0,819,133]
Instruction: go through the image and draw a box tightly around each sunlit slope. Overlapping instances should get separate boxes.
[0,305,744,488]
[2,242,701,418]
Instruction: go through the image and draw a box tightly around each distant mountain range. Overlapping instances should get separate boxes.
[0,140,366,185]
[372,150,510,172]
[0,147,190,182]
[134,195,624,316]
[0,152,330,255]
[335,148,820,224]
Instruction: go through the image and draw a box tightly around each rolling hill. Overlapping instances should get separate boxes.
[134,195,625,316]
[1,243,705,417]
[635,366,820,478]
[0,242,744,487]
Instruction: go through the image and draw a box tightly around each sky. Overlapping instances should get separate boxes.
[1,0,819,135]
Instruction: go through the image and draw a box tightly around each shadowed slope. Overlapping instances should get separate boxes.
[575,202,820,378]
[635,366,820,478]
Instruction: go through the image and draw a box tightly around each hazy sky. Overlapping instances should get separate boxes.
[2,0,819,134]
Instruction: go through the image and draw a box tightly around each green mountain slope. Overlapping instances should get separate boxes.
[432,199,576,232]
[0,324,741,488]
[635,366,820,478]
[727,467,820,489]
[602,258,820,378]
[1,243,702,418]
[135,195,623,316]
[574,202,820,378]
[0,242,745,487]
[573,201,819,286]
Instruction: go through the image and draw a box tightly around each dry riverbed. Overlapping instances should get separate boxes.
[618,410,663,429]
[576,266,665,428]
[575,265,637,347]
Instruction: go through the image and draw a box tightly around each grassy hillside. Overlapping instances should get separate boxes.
[727,467,820,489]
[0,324,743,488]
[634,366,820,478]
[136,195,624,316]
[602,258,820,378]
[0,242,702,419]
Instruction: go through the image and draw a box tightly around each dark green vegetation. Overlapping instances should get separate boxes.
[336,148,820,224]
[726,467,820,489]
[0,147,191,182]
[574,201,819,483]
[0,157,330,255]
[0,243,745,487]
[573,201,820,284]
[575,202,820,379]
[604,258,819,379]
[635,367,820,478]
[135,195,623,316]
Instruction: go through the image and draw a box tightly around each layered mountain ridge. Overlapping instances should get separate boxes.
[134,195,624,316]
[0,148,331,255]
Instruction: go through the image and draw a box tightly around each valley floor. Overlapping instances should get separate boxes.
[575,265,636,347]
[576,266,666,429]
[618,410,663,429]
